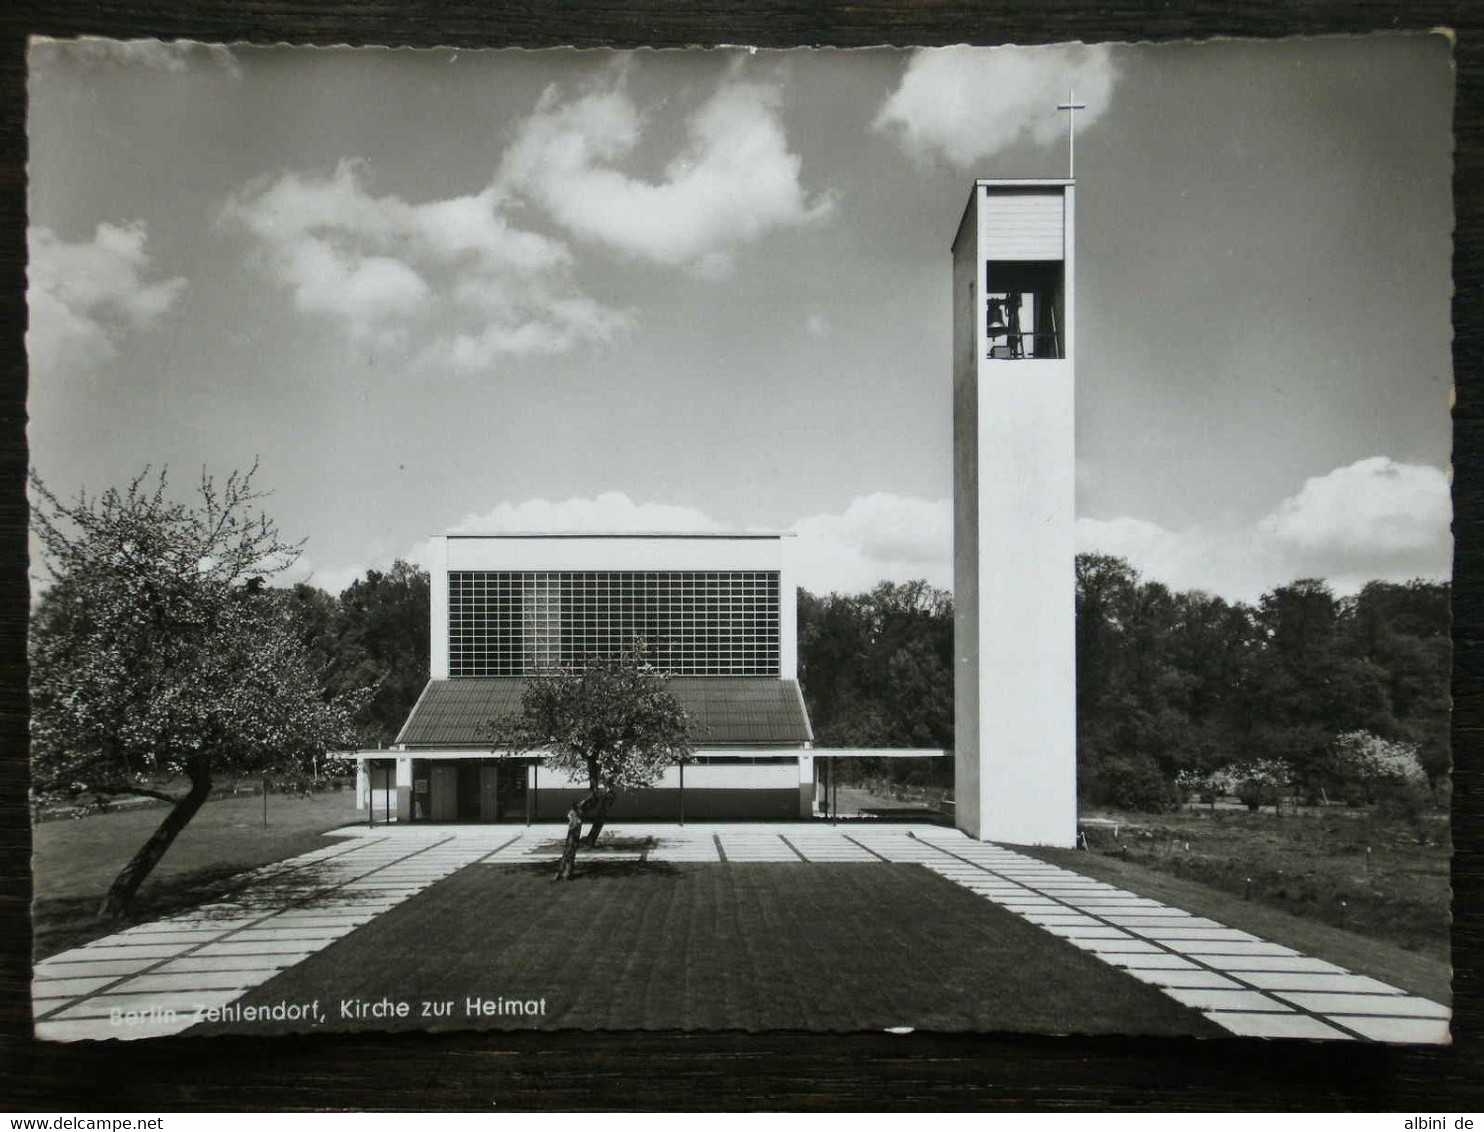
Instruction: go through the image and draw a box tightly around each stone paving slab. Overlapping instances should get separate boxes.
[259,914,373,927]
[1107,953,1202,971]
[1206,1012,1353,1040]
[122,971,270,994]
[1130,928,1261,943]
[1237,971,1404,995]
[1163,987,1295,1012]
[1274,992,1450,1018]
[1167,939,1299,957]
[1069,938,1166,955]
[1065,900,1169,911]
[1124,969,1245,990]
[155,956,301,974]
[31,975,121,997]
[34,956,162,979]
[1328,1015,1451,1044]
[1205,955,1347,974]
[1043,925,1133,940]
[230,927,353,941]
[191,939,325,956]
[116,924,227,939]
[1103,915,1217,927]
[73,942,202,960]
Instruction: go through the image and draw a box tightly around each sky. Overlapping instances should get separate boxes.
[25,35,1455,602]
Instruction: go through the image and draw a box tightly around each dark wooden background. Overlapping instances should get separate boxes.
[1,1,1481,1112]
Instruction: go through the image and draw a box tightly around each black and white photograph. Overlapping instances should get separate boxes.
[23,35,1455,1050]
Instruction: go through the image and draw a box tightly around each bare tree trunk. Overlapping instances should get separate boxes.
[581,783,610,847]
[554,823,580,880]
[98,757,212,921]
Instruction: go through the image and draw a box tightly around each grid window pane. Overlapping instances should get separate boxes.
[448,570,780,677]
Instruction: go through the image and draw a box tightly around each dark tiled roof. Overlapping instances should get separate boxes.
[395,677,813,748]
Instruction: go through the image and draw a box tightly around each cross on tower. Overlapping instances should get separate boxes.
[1056,89,1087,178]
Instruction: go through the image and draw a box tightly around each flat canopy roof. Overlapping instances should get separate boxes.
[444,531,795,540]
[975,178,1074,188]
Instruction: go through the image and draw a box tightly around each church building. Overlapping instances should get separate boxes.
[354,172,1077,844]
[356,532,821,822]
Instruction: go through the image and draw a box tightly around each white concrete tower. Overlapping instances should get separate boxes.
[951,179,1077,847]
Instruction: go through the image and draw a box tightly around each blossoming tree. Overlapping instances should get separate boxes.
[485,643,694,851]
[29,465,367,919]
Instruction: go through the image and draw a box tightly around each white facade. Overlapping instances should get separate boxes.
[952,179,1079,847]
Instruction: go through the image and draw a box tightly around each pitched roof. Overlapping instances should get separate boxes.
[395,677,813,748]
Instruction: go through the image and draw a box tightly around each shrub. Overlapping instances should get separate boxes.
[1218,758,1292,813]
[1094,754,1178,813]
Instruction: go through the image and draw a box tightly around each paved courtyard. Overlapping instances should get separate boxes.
[32,822,1450,1044]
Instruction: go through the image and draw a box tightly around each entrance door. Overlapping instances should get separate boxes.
[456,761,481,821]
[497,762,528,822]
[429,763,458,821]
[479,763,500,822]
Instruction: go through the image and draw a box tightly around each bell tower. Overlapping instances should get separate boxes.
[951,178,1078,847]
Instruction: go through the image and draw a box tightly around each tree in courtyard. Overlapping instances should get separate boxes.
[29,465,367,919]
[483,643,694,853]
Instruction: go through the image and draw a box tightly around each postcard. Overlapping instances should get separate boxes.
[25,35,1454,1044]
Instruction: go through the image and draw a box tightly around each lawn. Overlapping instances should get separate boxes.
[1067,807,1451,963]
[190,861,1222,1037]
[31,790,362,959]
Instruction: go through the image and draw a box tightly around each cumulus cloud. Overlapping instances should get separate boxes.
[1079,457,1452,601]
[875,44,1115,168]
[791,494,952,595]
[221,160,630,370]
[27,222,186,376]
[297,493,722,594]
[447,492,723,537]
[30,36,241,78]
[1258,457,1450,565]
[1075,516,1267,601]
[498,73,832,277]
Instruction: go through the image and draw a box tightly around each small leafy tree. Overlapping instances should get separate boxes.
[29,465,367,919]
[1174,767,1223,808]
[1222,757,1292,815]
[484,643,694,850]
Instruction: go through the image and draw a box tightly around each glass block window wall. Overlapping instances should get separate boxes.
[448,570,780,677]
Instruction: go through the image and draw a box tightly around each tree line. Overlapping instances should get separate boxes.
[1073,556,1448,812]
[196,554,1461,810]
[794,560,1449,814]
